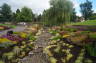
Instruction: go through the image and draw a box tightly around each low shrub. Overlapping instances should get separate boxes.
[85,44,96,57]
[0,42,14,48]
[70,35,88,46]
[89,32,96,39]
[49,30,58,35]
[62,28,77,32]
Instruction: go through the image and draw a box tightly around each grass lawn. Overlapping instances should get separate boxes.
[0,24,16,28]
[69,20,96,26]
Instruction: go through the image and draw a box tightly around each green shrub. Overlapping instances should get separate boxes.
[85,44,96,57]
[28,35,36,41]
[51,35,62,41]
[80,31,90,34]
[2,52,15,60]
[0,42,14,48]
[49,30,58,35]
[13,46,22,56]
[62,28,77,32]
[89,33,96,39]
[0,60,4,63]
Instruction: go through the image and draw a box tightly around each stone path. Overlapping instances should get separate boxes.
[19,30,52,63]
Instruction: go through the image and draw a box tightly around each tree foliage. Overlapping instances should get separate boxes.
[15,7,34,22]
[71,9,77,22]
[0,3,34,22]
[80,0,93,20]
[42,0,73,26]
[0,3,12,21]
[89,13,96,20]
[19,7,34,22]
[15,9,21,21]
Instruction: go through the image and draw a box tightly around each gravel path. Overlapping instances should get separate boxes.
[0,26,26,35]
[19,30,52,63]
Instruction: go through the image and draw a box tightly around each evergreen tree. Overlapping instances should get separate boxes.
[15,9,21,21]
[0,3,12,21]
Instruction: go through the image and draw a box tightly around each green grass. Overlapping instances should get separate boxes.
[0,24,16,28]
[69,20,96,26]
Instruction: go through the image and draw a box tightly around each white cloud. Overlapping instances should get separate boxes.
[0,0,50,14]
[0,0,83,16]
[70,0,79,8]
[76,12,82,16]
[70,0,82,16]
[93,10,96,13]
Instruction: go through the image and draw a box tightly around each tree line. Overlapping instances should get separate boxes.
[41,0,96,26]
[0,0,96,25]
[0,3,34,22]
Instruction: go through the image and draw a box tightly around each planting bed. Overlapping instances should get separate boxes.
[0,24,16,31]
[44,26,96,63]
[0,24,96,63]
[67,25,96,32]
[0,26,10,31]
[0,24,41,63]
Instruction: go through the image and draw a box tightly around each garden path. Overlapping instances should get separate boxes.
[0,26,26,35]
[19,30,52,63]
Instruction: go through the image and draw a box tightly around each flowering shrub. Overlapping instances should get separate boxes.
[0,38,17,48]
[0,26,10,31]
[0,38,12,43]
[2,34,24,42]
[0,31,28,49]
[63,34,70,38]
[0,26,4,30]
[19,32,27,38]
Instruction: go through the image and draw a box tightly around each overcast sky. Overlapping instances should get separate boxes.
[0,0,96,16]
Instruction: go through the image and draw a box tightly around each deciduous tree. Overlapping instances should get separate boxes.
[80,0,93,20]
[20,7,34,22]
[42,0,73,26]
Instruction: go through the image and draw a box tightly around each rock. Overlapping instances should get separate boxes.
[28,52,34,57]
